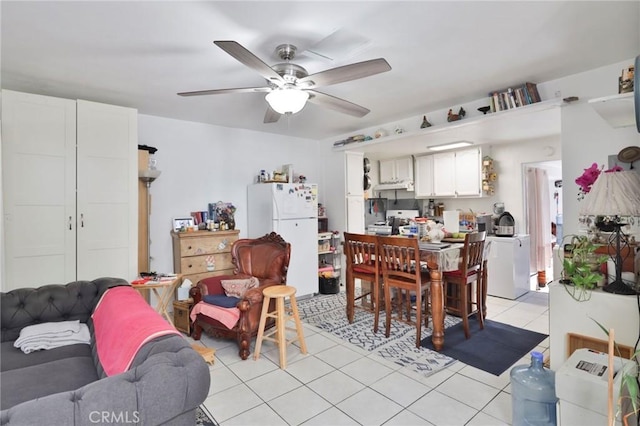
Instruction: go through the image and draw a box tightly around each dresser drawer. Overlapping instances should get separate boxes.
[179,235,235,256]
[185,269,231,285]
[180,252,233,275]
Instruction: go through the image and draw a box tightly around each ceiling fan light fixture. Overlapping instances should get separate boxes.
[266,88,309,114]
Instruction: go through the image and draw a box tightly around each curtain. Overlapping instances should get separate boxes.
[526,167,552,285]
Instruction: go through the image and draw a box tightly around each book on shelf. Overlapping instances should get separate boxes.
[488,81,541,112]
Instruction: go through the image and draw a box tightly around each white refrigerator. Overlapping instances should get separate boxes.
[486,235,531,299]
[247,183,318,298]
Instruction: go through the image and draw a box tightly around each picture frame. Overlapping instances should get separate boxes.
[173,217,194,231]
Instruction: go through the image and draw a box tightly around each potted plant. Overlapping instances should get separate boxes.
[559,234,609,301]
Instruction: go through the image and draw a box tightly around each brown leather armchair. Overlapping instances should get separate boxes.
[190,232,291,360]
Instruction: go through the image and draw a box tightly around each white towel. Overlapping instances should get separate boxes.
[14,320,91,353]
[19,324,91,354]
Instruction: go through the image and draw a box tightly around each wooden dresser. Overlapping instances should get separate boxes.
[171,230,240,284]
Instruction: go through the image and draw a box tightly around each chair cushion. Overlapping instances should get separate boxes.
[203,294,240,308]
[353,265,376,274]
[221,277,259,298]
[443,270,478,278]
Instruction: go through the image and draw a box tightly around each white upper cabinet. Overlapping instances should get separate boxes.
[454,148,482,196]
[415,148,482,198]
[345,151,364,196]
[432,152,456,197]
[414,154,434,198]
[379,156,414,183]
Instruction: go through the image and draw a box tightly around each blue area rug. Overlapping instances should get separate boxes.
[296,292,460,378]
[421,319,547,376]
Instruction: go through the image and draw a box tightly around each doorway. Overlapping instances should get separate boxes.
[523,160,563,289]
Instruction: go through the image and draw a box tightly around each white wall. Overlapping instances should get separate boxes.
[538,59,640,238]
[138,115,321,275]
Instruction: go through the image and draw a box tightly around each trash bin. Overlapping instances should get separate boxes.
[319,276,339,294]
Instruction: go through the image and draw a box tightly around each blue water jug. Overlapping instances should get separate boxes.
[510,351,558,426]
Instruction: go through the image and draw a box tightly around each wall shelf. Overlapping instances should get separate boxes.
[333,97,563,160]
[588,92,635,128]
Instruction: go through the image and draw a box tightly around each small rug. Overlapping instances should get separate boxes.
[421,319,548,376]
[196,405,218,426]
[296,292,460,378]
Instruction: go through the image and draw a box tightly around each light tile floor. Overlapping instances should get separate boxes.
[188,289,550,426]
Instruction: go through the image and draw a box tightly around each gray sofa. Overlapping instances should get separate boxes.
[0,277,211,425]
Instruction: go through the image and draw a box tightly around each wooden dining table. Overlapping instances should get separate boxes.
[418,242,464,351]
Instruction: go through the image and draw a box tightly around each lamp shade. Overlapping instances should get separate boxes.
[265,88,309,114]
[579,170,640,216]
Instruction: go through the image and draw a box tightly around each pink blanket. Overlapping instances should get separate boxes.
[92,286,180,376]
[190,302,240,329]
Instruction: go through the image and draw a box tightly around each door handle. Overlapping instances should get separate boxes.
[80,213,84,228]
[68,216,73,230]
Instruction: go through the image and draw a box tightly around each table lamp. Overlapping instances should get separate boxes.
[579,170,640,294]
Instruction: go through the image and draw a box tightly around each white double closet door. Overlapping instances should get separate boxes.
[2,90,138,290]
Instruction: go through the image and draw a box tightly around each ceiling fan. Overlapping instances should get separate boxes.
[177,41,391,123]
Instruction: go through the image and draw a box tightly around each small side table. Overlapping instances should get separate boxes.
[173,300,193,335]
[131,275,182,325]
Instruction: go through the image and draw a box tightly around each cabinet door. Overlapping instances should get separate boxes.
[379,158,396,183]
[76,100,138,281]
[455,148,481,196]
[394,156,414,182]
[1,90,77,289]
[346,196,365,233]
[345,151,364,196]
[432,152,456,197]
[414,155,434,198]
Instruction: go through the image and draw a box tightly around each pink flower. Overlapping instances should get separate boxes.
[575,163,601,194]
[604,165,624,173]
[575,163,624,200]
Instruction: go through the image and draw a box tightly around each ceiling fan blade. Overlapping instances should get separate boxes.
[307,90,370,117]
[214,41,284,85]
[297,58,391,88]
[264,106,281,123]
[177,87,271,97]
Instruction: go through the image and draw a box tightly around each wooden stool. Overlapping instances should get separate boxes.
[253,285,307,369]
[191,344,215,365]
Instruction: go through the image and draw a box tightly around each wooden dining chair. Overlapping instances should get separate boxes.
[378,236,430,348]
[443,231,487,339]
[343,232,383,332]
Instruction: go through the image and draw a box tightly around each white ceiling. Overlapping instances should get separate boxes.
[2,1,639,141]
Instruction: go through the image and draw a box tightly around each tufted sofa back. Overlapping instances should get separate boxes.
[1,277,128,343]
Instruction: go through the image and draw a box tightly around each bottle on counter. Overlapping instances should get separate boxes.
[427,199,435,217]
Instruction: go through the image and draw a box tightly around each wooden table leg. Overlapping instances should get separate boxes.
[430,269,444,351]
[154,287,174,325]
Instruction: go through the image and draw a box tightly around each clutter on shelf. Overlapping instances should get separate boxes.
[447,107,466,122]
[482,156,497,195]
